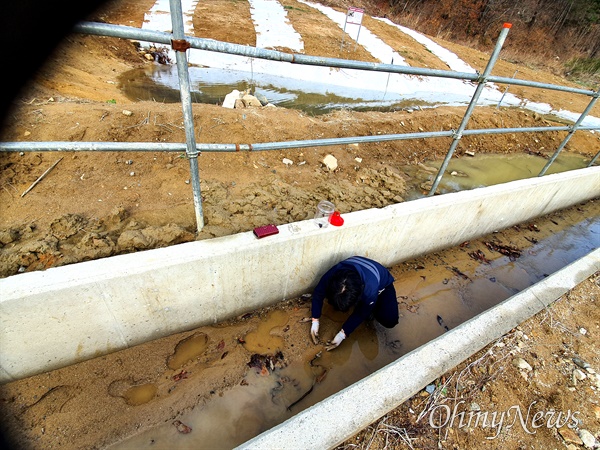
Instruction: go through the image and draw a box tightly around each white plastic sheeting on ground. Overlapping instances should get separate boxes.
[297,0,407,65]
[249,0,304,51]
[139,0,600,126]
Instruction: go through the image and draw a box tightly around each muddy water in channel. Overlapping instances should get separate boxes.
[110,206,600,449]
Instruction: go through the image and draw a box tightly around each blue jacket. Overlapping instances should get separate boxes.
[311,256,394,336]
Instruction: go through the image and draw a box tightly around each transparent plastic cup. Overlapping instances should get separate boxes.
[314,200,335,228]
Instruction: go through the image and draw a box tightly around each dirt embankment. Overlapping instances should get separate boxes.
[3,101,597,278]
[0,1,599,449]
[1,0,598,278]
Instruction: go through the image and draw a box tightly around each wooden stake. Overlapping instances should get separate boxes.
[21,157,63,198]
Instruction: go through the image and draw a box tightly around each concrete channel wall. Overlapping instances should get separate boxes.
[1,166,599,383]
[237,246,600,450]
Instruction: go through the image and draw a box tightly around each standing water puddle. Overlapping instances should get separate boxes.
[406,152,594,199]
[118,65,440,115]
[110,208,600,449]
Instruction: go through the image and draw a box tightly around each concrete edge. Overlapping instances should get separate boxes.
[236,248,600,449]
[0,167,598,382]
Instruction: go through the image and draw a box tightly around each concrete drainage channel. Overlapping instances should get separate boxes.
[236,249,599,449]
[3,168,595,380]
[0,167,599,447]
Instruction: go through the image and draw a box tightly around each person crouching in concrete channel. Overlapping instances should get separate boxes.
[309,256,399,351]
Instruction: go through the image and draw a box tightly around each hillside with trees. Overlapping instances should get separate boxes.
[340,0,599,85]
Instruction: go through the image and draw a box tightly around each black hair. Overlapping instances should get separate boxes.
[325,268,362,312]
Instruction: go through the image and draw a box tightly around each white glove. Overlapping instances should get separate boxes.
[311,318,320,345]
[326,329,346,351]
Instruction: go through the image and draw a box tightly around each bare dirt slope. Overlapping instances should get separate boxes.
[0,0,599,449]
[1,0,598,279]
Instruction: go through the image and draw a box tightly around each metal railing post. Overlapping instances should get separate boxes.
[428,23,512,197]
[169,0,204,232]
[539,88,600,176]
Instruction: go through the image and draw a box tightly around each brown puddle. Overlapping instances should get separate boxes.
[167,333,209,370]
[117,66,434,116]
[405,152,593,199]
[122,384,158,406]
[243,309,289,354]
[109,208,600,449]
[108,379,159,407]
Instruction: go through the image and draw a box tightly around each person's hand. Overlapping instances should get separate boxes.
[300,317,320,344]
[310,318,320,345]
[326,329,346,351]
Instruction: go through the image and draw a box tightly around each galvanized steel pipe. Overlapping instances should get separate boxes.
[0,17,595,238]
[168,0,204,232]
[538,89,600,176]
[4,125,599,154]
[427,23,513,197]
[73,21,598,98]
[3,125,589,154]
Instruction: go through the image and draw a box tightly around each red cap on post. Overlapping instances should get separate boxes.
[503,23,512,28]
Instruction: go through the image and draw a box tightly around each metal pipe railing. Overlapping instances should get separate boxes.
[72,22,484,83]
[427,23,513,196]
[4,125,591,154]
[538,89,600,176]
[168,0,204,232]
[590,150,600,167]
[1,5,598,235]
[73,21,597,97]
